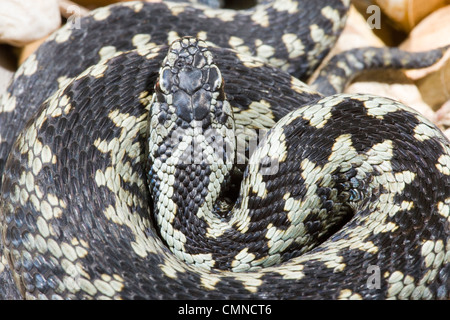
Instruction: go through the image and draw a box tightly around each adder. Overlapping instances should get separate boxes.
[0,0,449,299]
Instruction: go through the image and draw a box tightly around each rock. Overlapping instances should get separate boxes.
[373,0,449,32]
[70,0,161,10]
[0,0,61,47]
[414,57,450,111]
[399,5,450,110]
[401,5,450,79]
[345,70,435,120]
[435,100,450,139]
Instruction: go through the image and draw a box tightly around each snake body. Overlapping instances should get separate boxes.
[0,0,449,300]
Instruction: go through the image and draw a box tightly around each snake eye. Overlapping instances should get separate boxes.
[154,81,165,102]
[158,67,172,94]
[208,65,222,92]
[217,78,225,100]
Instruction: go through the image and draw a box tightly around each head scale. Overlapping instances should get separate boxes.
[154,37,227,125]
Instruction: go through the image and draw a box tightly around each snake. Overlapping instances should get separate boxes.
[0,0,449,300]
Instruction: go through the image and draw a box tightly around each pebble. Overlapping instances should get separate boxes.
[0,0,61,47]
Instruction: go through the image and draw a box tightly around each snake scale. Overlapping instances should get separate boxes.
[0,0,449,300]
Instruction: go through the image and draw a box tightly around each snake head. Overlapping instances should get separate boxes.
[153,37,228,125]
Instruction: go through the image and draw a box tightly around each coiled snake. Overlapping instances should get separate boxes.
[0,0,449,299]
